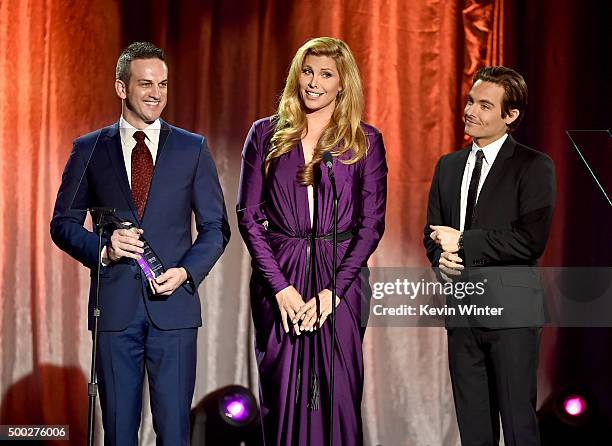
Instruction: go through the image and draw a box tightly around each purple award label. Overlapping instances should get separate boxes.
[137,256,155,280]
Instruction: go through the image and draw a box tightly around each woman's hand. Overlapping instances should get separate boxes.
[294,289,341,331]
[275,285,306,335]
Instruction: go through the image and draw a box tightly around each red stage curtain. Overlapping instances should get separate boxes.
[0,1,122,441]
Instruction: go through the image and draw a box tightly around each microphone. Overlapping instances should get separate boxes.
[322,151,334,174]
[88,207,117,227]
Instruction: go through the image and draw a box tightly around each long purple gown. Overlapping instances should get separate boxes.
[237,117,387,445]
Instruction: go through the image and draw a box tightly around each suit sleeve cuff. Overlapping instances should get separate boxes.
[180,266,197,294]
[462,229,488,267]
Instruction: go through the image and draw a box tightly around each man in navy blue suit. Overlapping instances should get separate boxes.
[50,42,230,445]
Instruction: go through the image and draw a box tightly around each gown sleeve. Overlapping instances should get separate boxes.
[236,122,291,294]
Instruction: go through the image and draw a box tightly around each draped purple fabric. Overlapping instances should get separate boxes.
[237,118,387,444]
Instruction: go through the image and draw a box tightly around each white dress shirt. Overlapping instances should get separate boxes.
[119,116,161,186]
[459,133,508,231]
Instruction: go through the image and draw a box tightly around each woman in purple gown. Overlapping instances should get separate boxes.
[236,37,387,445]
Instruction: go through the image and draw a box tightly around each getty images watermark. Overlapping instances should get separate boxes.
[371,277,499,316]
[361,267,612,328]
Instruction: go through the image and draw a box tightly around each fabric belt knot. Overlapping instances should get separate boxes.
[267,224,354,243]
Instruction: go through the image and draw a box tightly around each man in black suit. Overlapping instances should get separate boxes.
[424,66,556,446]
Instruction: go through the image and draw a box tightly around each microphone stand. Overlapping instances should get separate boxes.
[566,129,612,207]
[322,153,338,446]
[87,207,116,446]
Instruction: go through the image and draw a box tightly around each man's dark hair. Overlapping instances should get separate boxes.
[116,41,166,84]
[473,66,528,132]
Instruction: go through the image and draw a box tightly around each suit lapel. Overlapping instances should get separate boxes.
[472,135,517,224]
[103,122,140,223]
[155,119,171,164]
[450,148,470,229]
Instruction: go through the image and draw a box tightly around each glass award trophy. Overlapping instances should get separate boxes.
[105,215,165,280]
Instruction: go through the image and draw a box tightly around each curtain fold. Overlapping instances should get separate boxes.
[0,1,122,443]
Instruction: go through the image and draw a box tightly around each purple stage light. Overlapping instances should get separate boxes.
[223,394,251,422]
[563,395,587,417]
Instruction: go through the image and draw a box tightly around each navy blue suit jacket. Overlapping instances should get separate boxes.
[51,120,230,331]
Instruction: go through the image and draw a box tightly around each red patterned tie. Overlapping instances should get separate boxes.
[131,130,154,219]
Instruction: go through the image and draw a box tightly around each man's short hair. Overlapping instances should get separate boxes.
[116,42,166,84]
[473,66,528,131]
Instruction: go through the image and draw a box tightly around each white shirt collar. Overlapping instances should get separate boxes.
[119,116,161,147]
[471,133,508,165]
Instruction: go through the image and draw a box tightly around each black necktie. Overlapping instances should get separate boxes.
[464,149,485,230]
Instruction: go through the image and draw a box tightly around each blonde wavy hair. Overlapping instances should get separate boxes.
[266,37,368,185]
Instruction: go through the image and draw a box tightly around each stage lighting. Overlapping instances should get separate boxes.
[191,385,263,445]
[563,395,587,417]
[222,390,255,425]
[538,390,611,445]
[553,392,591,427]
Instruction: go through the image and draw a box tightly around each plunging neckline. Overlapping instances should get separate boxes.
[299,140,315,228]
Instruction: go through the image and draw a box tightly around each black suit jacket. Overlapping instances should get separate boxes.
[424,135,556,328]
